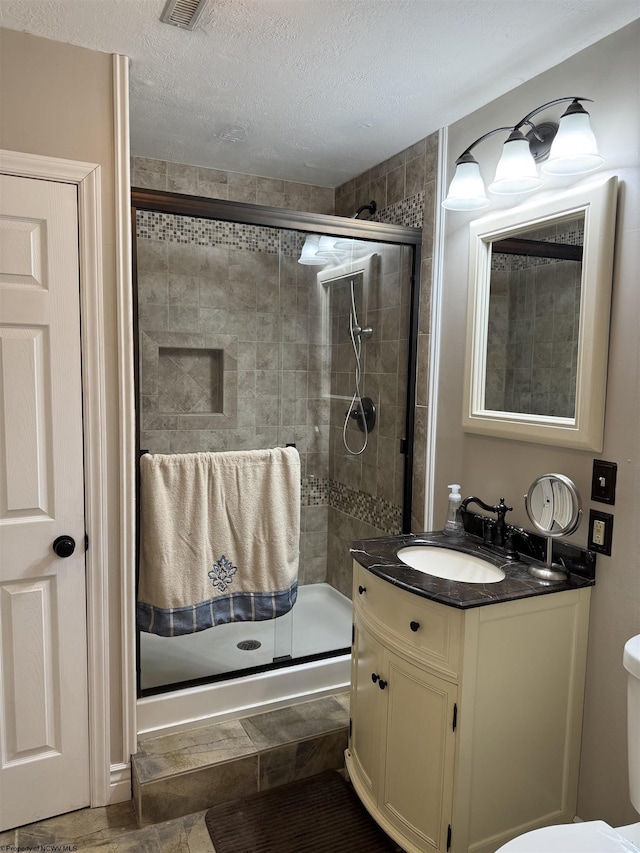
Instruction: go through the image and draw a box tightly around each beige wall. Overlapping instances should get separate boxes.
[0,29,125,769]
[436,21,640,825]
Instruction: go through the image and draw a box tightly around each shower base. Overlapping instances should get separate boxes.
[137,583,352,737]
[140,583,351,691]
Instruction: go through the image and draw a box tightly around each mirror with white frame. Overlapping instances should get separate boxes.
[462,175,618,451]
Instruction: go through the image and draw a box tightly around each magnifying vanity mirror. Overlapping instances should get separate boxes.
[525,473,582,580]
[462,175,618,450]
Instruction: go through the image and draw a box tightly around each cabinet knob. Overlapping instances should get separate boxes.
[410,620,420,632]
[378,679,388,690]
[371,672,379,683]
[358,585,367,595]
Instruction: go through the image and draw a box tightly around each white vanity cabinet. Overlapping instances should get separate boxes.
[346,561,591,853]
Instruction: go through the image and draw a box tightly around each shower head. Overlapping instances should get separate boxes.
[352,200,377,219]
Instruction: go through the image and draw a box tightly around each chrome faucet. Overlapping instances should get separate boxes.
[460,496,513,547]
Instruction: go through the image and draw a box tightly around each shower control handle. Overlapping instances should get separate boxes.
[410,621,420,632]
[358,585,367,595]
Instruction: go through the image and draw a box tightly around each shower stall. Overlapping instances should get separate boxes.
[132,188,421,732]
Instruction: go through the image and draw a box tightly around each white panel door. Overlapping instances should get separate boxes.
[0,174,89,830]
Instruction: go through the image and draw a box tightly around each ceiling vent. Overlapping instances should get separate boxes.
[160,0,209,30]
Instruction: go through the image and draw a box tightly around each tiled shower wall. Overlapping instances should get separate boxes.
[134,139,439,598]
[131,157,335,214]
[486,218,583,417]
[136,212,332,585]
[325,245,411,595]
[335,132,439,534]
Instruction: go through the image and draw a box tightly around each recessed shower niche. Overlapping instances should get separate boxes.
[157,346,224,414]
[139,326,239,446]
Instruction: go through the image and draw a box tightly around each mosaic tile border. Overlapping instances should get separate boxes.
[301,475,401,535]
[136,210,299,257]
[372,191,424,229]
[300,476,402,535]
[492,251,583,272]
[136,198,423,265]
[301,475,330,506]
[329,480,402,535]
[491,219,584,271]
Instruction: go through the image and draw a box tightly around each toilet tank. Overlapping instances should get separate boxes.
[624,634,640,813]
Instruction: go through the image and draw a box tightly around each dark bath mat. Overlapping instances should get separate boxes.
[205,770,398,852]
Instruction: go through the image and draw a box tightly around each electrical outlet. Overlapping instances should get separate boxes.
[592,519,606,547]
[588,509,614,555]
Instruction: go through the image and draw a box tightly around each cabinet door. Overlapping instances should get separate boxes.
[350,616,386,799]
[381,652,457,852]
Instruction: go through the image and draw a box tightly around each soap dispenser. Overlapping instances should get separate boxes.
[443,484,464,537]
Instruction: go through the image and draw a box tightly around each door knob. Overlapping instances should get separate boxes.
[52,535,75,558]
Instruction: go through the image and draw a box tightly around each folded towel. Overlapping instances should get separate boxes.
[137,447,300,636]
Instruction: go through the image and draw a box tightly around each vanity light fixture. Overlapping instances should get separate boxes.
[443,97,603,212]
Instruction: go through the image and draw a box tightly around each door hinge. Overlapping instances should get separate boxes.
[349,717,352,738]
[399,437,408,455]
[452,703,457,732]
[447,824,452,851]
[351,623,355,645]
[84,533,89,551]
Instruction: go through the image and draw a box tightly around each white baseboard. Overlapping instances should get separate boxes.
[108,763,132,804]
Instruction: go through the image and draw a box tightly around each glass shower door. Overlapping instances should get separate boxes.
[134,199,419,697]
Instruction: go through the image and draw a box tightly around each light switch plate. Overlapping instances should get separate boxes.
[588,509,614,555]
[591,460,617,504]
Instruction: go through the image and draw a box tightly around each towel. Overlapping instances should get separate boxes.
[137,447,300,636]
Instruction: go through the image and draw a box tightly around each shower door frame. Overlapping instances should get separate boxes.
[131,188,423,697]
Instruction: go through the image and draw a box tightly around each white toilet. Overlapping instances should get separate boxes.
[496,634,640,852]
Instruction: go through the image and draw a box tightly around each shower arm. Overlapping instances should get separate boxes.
[352,200,377,219]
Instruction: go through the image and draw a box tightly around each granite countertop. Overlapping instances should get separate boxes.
[349,530,595,610]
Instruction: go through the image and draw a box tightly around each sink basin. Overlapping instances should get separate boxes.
[397,546,506,584]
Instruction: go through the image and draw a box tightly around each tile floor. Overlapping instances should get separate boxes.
[0,797,405,852]
[0,800,214,852]
[133,693,350,825]
[2,695,351,852]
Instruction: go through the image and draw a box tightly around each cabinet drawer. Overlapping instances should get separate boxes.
[353,562,462,679]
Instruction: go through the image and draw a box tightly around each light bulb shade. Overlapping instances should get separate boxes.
[489,137,542,195]
[298,234,326,265]
[542,111,604,175]
[331,238,372,256]
[315,236,346,264]
[442,160,490,211]
[316,235,339,257]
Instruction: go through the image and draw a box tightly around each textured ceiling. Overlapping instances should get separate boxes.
[1,0,639,186]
